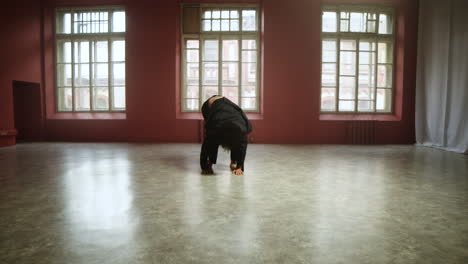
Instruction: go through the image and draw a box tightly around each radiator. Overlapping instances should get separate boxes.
[348,121,376,144]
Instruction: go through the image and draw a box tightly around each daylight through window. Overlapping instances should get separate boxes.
[55,7,126,112]
[321,6,394,113]
[181,5,260,112]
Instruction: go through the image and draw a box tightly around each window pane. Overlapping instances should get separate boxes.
[322,40,337,63]
[359,51,375,65]
[340,39,356,50]
[186,63,199,85]
[367,20,376,33]
[378,42,393,63]
[74,12,109,33]
[359,40,376,52]
[222,40,239,61]
[74,41,89,63]
[377,65,392,88]
[94,63,108,86]
[222,86,239,104]
[241,97,256,110]
[340,19,349,32]
[359,64,375,91]
[203,20,211,31]
[186,50,199,62]
[322,12,337,32]
[231,20,239,31]
[350,12,366,32]
[242,39,256,50]
[113,63,125,85]
[339,100,354,111]
[321,88,336,111]
[322,63,336,87]
[113,86,126,109]
[242,10,256,31]
[203,86,218,101]
[93,87,109,110]
[221,10,229,19]
[74,64,90,86]
[203,11,211,19]
[339,76,355,99]
[340,51,356,75]
[376,89,392,112]
[58,88,72,111]
[112,41,125,62]
[241,85,256,97]
[57,64,72,87]
[378,13,393,34]
[231,10,239,18]
[99,12,109,32]
[57,41,72,63]
[185,99,199,110]
[212,19,220,31]
[203,40,218,61]
[95,41,108,62]
[74,88,90,110]
[112,11,125,32]
[202,62,218,85]
[56,12,71,34]
[212,10,220,19]
[358,100,374,112]
[242,63,256,86]
[221,20,229,31]
[187,40,199,49]
[358,87,374,100]
[242,51,257,63]
[222,63,239,86]
[187,85,199,98]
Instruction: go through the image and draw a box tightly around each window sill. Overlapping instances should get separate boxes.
[47,112,126,120]
[176,112,263,120]
[319,113,401,121]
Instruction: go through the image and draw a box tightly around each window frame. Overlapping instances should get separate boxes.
[320,5,396,114]
[54,6,126,113]
[180,4,261,113]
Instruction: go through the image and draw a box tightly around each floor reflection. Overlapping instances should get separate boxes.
[63,150,137,249]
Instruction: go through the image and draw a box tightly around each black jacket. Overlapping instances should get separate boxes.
[200,97,253,171]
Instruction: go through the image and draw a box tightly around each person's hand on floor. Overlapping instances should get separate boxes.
[232,168,243,175]
[201,167,214,175]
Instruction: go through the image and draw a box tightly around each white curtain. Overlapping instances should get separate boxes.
[416,0,468,154]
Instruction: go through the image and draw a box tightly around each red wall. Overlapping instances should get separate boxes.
[0,1,43,147]
[2,0,418,146]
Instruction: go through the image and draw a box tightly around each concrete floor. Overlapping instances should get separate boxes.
[0,143,468,264]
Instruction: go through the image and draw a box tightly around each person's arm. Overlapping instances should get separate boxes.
[231,135,248,174]
[200,136,218,174]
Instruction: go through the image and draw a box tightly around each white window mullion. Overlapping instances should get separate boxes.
[336,37,341,112]
[373,14,380,113]
[355,38,360,113]
[238,35,242,106]
[218,36,222,96]
[71,39,76,111]
[89,40,93,111]
[108,12,113,111]
[198,7,203,109]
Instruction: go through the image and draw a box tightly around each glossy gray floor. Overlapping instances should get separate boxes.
[1,143,468,264]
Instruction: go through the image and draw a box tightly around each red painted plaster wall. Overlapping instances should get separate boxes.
[3,0,417,146]
[0,1,43,147]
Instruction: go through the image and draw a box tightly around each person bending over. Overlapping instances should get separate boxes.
[200,95,253,175]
